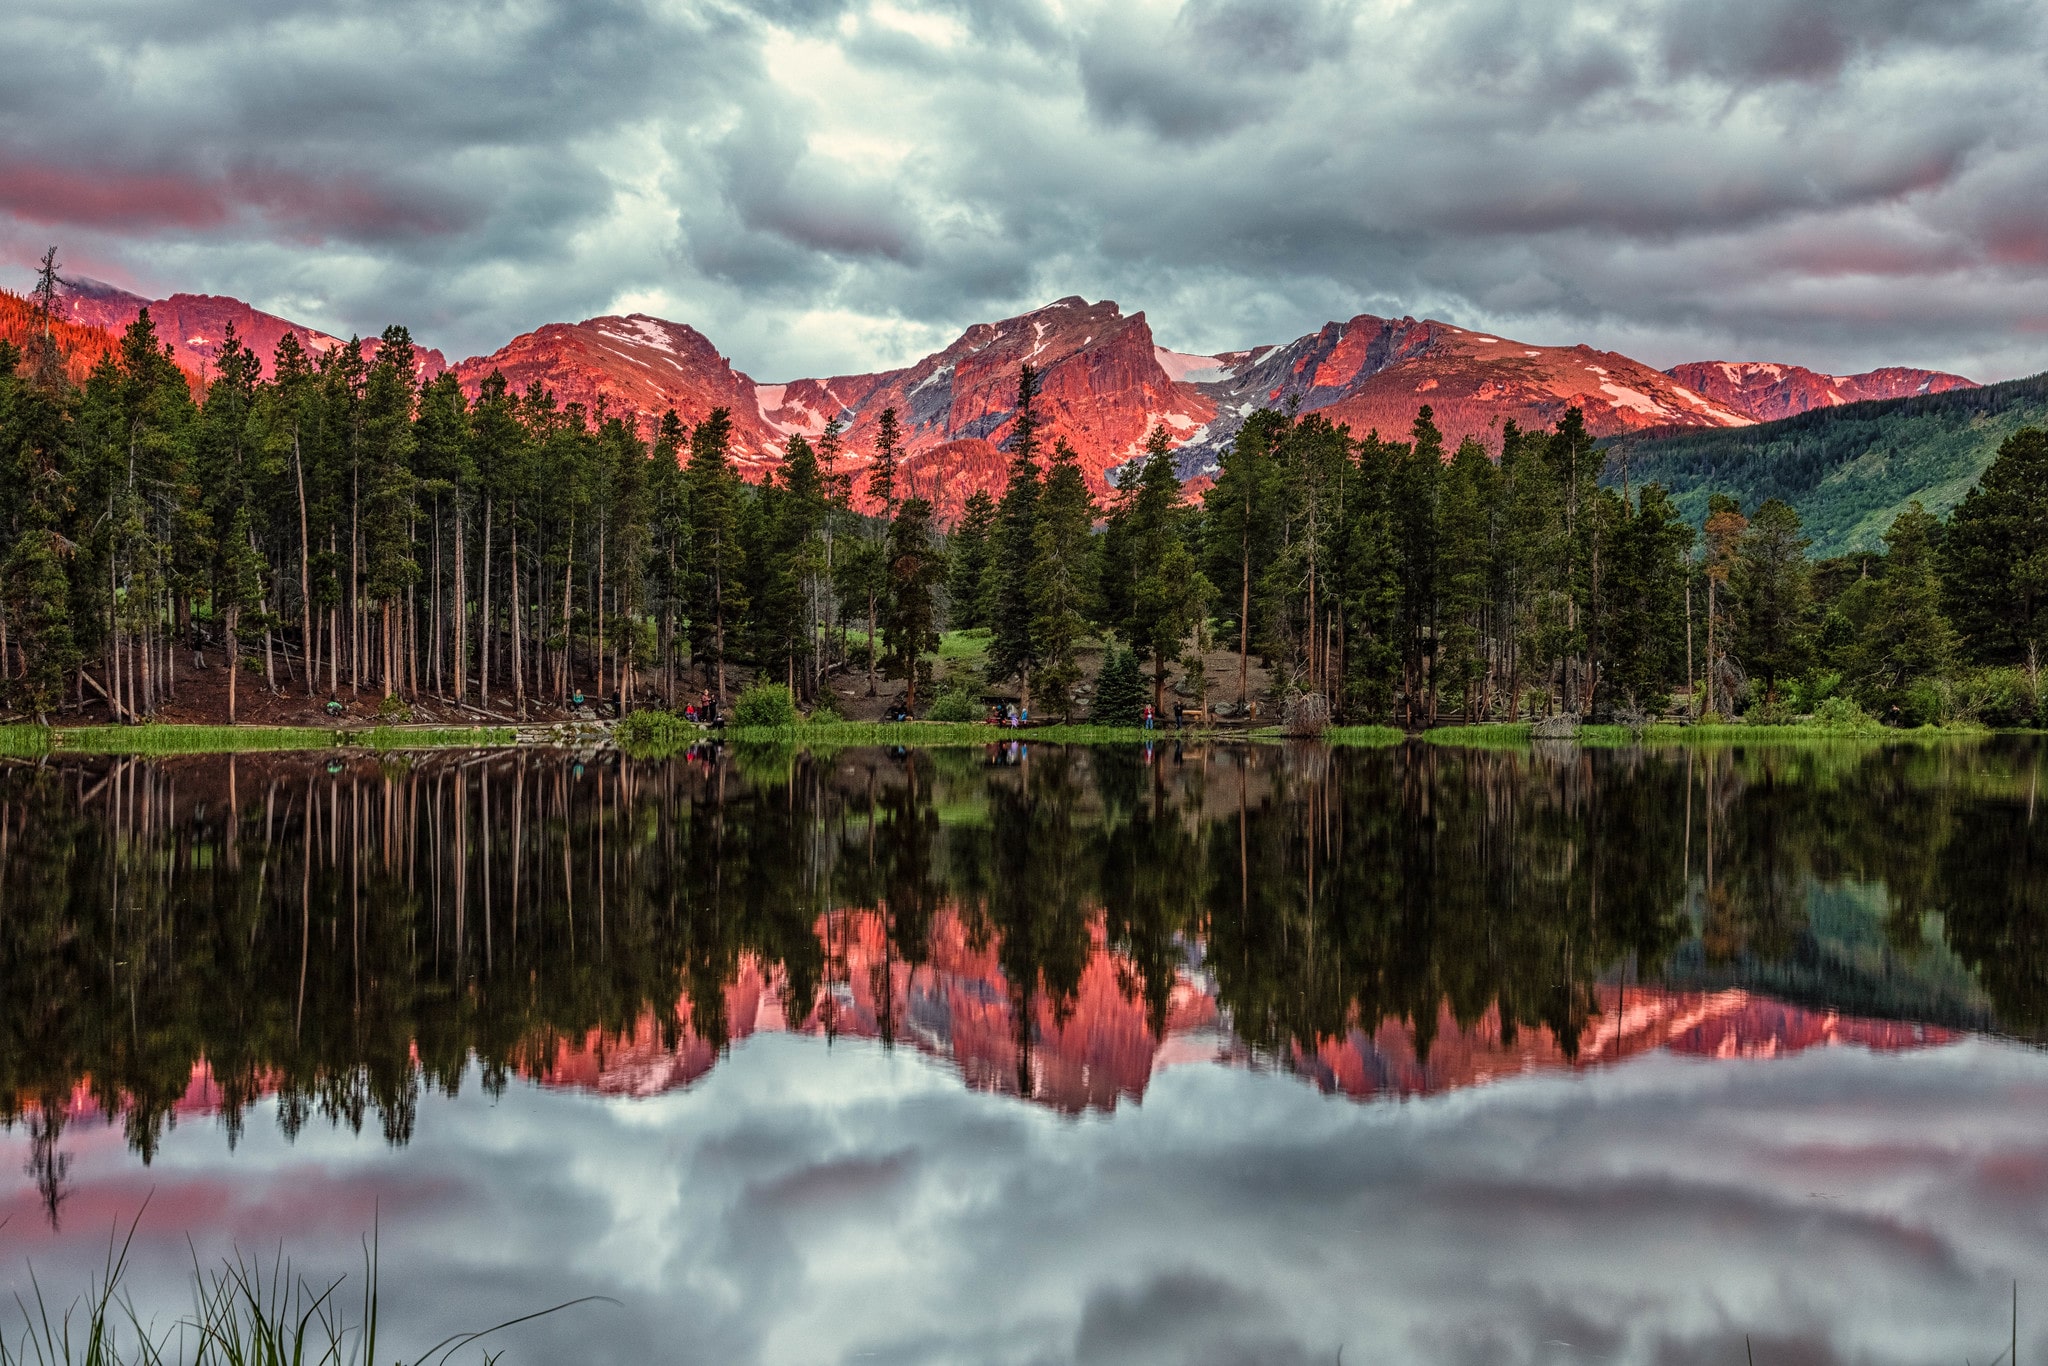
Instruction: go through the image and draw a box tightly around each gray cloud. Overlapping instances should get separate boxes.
[2,0,2045,381]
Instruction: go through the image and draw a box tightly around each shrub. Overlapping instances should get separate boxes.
[615,709,695,755]
[1785,670,1842,714]
[1896,678,1953,727]
[732,681,800,729]
[1746,695,1796,726]
[807,690,845,722]
[1285,691,1331,737]
[1812,696,1882,734]
[1954,666,2039,728]
[925,690,979,722]
[1092,649,1144,725]
[375,694,414,724]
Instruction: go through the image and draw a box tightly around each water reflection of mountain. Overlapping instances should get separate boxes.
[529,910,1954,1111]
[2,740,2043,1171]
[1661,879,1996,1034]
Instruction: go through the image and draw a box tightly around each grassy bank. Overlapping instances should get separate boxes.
[1422,720,1989,749]
[0,724,517,757]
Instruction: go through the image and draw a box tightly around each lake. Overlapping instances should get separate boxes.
[4,738,2047,1365]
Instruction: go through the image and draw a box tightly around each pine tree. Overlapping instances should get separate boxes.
[0,344,77,722]
[867,407,901,516]
[1131,428,1211,713]
[1202,410,1284,709]
[685,408,746,702]
[881,496,943,710]
[1028,439,1096,719]
[1857,502,1957,701]
[1731,498,1811,703]
[1941,426,2048,667]
[1091,645,1145,725]
[987,366,1043,706]
[1435,436,1495,719]
[947,489,997,629]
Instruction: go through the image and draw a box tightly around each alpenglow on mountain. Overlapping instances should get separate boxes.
[48,281,1974,519]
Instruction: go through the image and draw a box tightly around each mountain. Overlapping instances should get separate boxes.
[452,298,1219,513]
[0,287,136,386]
[38,275,1999,526]
[1173,315,1756,469]
[1604,372,2048,556]
[451,301,1763,518]
[450,314,791,472]
[53,277,448,381]
[1664,360,1976,423]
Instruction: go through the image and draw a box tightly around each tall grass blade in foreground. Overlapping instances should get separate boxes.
[2,1213,610,1365]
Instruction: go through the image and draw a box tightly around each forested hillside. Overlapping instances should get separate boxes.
[1604,373,2048,556]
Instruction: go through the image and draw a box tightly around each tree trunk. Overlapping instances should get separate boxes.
[479,499,493,707]
[295,432,315,697]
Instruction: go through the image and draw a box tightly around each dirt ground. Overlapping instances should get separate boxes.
[29,636,1280,728]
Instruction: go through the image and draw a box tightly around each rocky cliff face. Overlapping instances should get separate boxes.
[55,277,448,380]
[45,276,1980,520]
[1172,316,1757,474]
[450,314,793,472]
[1664,360,1977,423]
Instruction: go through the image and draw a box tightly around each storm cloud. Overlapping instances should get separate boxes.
[2,0,2044,380]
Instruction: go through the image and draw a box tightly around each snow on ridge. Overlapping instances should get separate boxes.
[1153,346,1231,384]
[1599,382,1669,416]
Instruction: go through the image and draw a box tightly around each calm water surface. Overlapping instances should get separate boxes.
[4,739,2048,1364]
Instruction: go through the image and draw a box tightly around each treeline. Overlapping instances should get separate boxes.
[3,269,2045,727]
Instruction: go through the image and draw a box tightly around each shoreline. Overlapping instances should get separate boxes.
[0,716,2002,757]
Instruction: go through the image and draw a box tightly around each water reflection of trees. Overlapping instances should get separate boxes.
[3,739,2046,1180]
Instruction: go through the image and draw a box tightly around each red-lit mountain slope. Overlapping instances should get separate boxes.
[1173,316,1756,470]
[451,298,1217,513]
[55,277,448,381]
[0,288,132,386]
[1664,361,1977,423]
[449,314,793,473]
[448,302,1757,517]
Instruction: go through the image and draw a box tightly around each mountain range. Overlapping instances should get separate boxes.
[39,277,1974,519]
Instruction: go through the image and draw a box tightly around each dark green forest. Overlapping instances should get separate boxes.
[1606,372,2048,556]
[4,265,2048,730]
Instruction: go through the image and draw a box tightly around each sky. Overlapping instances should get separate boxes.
[4,0,2047,382]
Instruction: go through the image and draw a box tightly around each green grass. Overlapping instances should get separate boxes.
[0,1215,602,1366]
[937,628,992,661]
[1324,725,1406,746]
[0,724,518,757]
[1423,723,1534,748]
[1420,720,1991,749]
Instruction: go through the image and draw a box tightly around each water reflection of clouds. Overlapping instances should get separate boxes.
[6,1036,2048,1366]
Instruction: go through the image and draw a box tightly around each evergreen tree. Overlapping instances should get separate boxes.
[1597,484,1692,714]
[1116,424,1212,713]
[947,489,997,629]
[1941,426,2048,667]
[1731,498,1812,703]
[0,341,76,721]
[1435,436,1496,719]
[1856,502,1957,702]
[1201,409,1284,709]
[1028,439,1096,720]
[867,407,901,516]
[987,366,1043,706]
[685,408,747,702]
[1092,645,1145,724]
[881,496,943,710]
